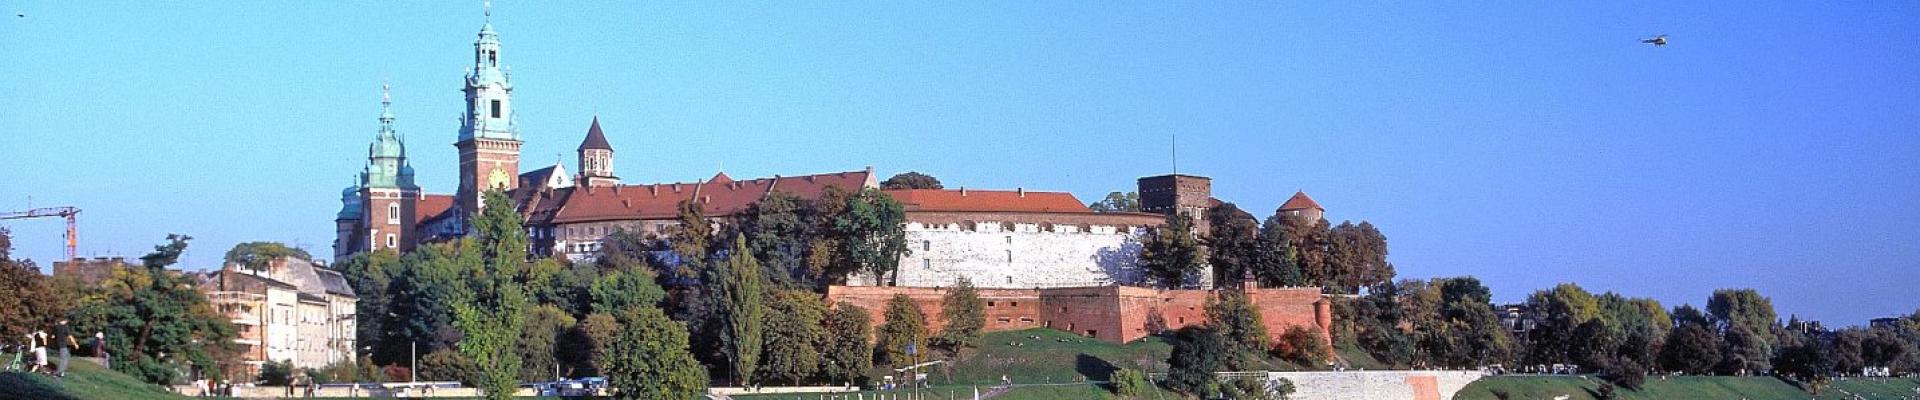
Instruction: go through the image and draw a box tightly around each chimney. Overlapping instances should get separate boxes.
[1017,188,1025,198]
[650,185,659,196]
[960,187,967,196]
[621,199,631,209]
[673,183,682,192]
[613,185,622,194]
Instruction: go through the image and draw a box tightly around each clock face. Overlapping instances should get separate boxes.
[488,168,511,189]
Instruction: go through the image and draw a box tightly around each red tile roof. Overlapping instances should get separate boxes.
[416,194,456,225]
[550,170,874,223]
[884,189,1092,213]
[1278,191,1323,211]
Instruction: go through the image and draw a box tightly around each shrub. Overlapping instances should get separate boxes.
[1276,326,1330,366]
[417,349,481,386]
[1109,368,1149,397]
[258,360,294,386]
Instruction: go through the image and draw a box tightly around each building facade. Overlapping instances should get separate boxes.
[196,257,357,378]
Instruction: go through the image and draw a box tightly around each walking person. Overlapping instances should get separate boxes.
[52,319,77,377]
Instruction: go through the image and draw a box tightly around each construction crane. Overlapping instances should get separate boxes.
[0,206,81,261]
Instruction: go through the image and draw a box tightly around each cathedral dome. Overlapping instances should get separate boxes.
[337,185,364,220]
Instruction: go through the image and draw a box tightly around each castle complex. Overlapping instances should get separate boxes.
[331,10,1335,346]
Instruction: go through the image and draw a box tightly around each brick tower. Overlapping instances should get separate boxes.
[456,7,522,218]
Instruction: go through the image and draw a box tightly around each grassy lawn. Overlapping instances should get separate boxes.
[1456,375,1920,400]
[0,361,188,400]
[939,328,1175,386]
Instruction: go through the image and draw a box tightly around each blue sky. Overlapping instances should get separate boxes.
[2,2,1915,325]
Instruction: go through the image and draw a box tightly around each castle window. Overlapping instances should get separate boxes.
[922,240,930,251]
[988,301,996,307]
[387,203,400,224]
[491,100,502,118]
[385,234,396,248]
[923,259,930,270]
[1006,250,1013,263]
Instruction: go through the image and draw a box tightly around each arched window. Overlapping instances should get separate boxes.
[922,240,931,251]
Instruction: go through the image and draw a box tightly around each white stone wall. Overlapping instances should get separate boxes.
[1267,370,1487,400]
[858,223,1147,288]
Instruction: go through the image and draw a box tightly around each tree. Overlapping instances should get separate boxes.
[517,305,576,382]
[0,228,66,339]
[604,307,708,400]
[1164,326,1225,397]
[1088,191,1140,213]
[417,349,480,385]
[820,301,874,384]
[560,313,620,377]
[222,241,311,274]
[1524,283,1601,366]
[523,257,596,317]
[1277,326,1329,366]
[454,189,531,400]
[1140,212,1204,288]
[934,278,986,358]
[1410,277,1511,369]
[880,171,943,190]
[589,268,666,315]
[709,234,768,386]
[805,186,855,285]
[1707,288,1778,348]
[757,290,827,385]
[738,191,813,289]
[1774,340,1834,394]
[666,200,715,280]
[835,188,909,285]
[1324,221,1393,293]
[258,360,295,386]
[1659,324,1722,375]
[1207,290,1269,370]
[877,294,929,367]
[1267,213,1332,287]
[1109,367,1149,397]
[1205,203,1260,289]
[1253,217,1304,288]
[1717,324,1771,375]
[67,234,239,384]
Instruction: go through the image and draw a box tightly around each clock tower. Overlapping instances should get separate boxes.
[456,6,522,218]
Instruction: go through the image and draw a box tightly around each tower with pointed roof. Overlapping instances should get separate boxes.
[354,85,422,254]
[456,5,523,217]
[1277,190,1325,223]
[577,116,618,188]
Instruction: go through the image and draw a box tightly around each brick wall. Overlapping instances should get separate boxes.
[823,285,1331,347]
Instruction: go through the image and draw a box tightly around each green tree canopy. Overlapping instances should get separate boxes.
[517,305,576,382]
[834,188,909,285]
[1205,203,1261,289]
[934,278,986,358]
[820,301,874,384]
[877,294,929,367]
[711,234,768,385]
[1141,212,1205,288]
[1207,289,1270,370]
[222,241,311,273]
[757,289,827,385]
[454,189,531,400]
[1088,191,1140,213]
[880,171,943,190]
[604,307,708,400]
[68,234,240,384]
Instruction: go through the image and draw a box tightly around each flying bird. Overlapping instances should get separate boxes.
[1641,34,1668,46]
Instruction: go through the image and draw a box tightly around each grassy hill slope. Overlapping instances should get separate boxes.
[0,361,188,400]
[1457,375,1920,400]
